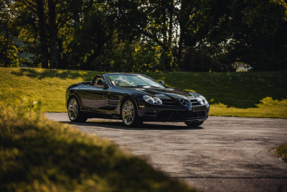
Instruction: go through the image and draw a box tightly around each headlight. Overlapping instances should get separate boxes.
[199,96,208,105]
[143,95,162,105]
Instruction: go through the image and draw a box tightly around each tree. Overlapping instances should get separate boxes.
[8,0,115,69]
[200,0,287,71]
[0,0,23,67]
[4,0,287,71]
[113,0,180,71]
[231,0,287,71]
[36,0,49,68]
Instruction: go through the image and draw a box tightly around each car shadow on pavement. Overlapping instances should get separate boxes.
[58,121,204,130]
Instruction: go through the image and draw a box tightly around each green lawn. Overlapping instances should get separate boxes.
[1,67,286,118]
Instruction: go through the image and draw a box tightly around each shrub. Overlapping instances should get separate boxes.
[275,142,287,161]
[0,102,196,192]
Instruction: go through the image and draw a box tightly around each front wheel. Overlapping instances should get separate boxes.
[121,99,142,127]
[185,121,204,127]
[67,97,87,123]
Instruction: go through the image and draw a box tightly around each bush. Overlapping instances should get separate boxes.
[0,102,196,192]
[275,142,287,161]
[181,46,236,72]
[0,35,24,68]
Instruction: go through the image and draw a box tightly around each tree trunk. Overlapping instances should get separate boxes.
[36,0,49,68]
[4,23,9,67]
[48,0,58,69]
[177,0,185,63]
[168,0,173,45]
[167,0,173,71]
[161,1,171,71]
[57,38,63,69]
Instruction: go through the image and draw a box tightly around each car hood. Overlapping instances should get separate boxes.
[131,87,201,100]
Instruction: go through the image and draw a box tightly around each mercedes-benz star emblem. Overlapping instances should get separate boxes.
[180,98,189,106]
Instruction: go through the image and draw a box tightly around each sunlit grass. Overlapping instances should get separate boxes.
[1,67,286,118]
[0,68,96,112]
[211,97,287,118]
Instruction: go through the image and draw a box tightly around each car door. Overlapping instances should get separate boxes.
[106,91,121,110]
[78,84,107,112]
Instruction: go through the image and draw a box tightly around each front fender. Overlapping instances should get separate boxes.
[66,91,82,110]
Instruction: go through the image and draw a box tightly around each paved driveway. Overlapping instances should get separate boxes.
[46,113,287,192]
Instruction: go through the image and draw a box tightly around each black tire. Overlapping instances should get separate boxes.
[185,121,204,127]
[121,98,142,127]
[67,97,87,123]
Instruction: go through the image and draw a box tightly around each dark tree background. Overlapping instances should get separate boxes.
[1,0,287,71]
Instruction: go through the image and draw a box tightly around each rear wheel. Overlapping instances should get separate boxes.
[121,98,142,127]
[67,97,87,123]
[185,121,203,127]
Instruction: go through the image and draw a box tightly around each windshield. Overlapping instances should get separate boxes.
[107,74,165,88]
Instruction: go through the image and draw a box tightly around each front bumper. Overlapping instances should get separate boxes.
[137,103,210,122]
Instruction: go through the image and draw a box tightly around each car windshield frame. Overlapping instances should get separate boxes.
[107,74,165,89]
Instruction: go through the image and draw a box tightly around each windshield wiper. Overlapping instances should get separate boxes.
[149,85,163,88]
[121,85,162,88]
[120,86,136,88]
[134,85,147,88]
[136,85,162,88]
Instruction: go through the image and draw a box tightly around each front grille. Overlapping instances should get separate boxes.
[156,110,206,120]
[190,99,201,106]
[162,99,176,105]
[173,111,206,119]
[156,111,174,119]
[162,98,202,106]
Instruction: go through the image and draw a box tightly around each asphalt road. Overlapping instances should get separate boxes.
[46,113,287,192]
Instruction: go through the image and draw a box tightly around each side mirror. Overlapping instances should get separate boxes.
[158,80,165,85]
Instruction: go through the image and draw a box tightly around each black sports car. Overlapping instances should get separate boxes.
[66,73,209,126]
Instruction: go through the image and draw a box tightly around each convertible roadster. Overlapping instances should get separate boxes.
[66,73,209,126]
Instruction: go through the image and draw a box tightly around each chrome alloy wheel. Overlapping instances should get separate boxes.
[68,98,78,120]
[122,100,135,125]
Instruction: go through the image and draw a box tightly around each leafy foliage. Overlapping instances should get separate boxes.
[2,0,287,71]
[0,35,23,67]
[181,46,236,72]
[0,0,25,67]
[93,39,163,72]
[0,101,196,192]
[227,0,287,71]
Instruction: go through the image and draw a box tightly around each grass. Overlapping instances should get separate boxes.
[149,72,287,118]
[0,102,196,192]
[0,67,286,118]
[275,142,287,161]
